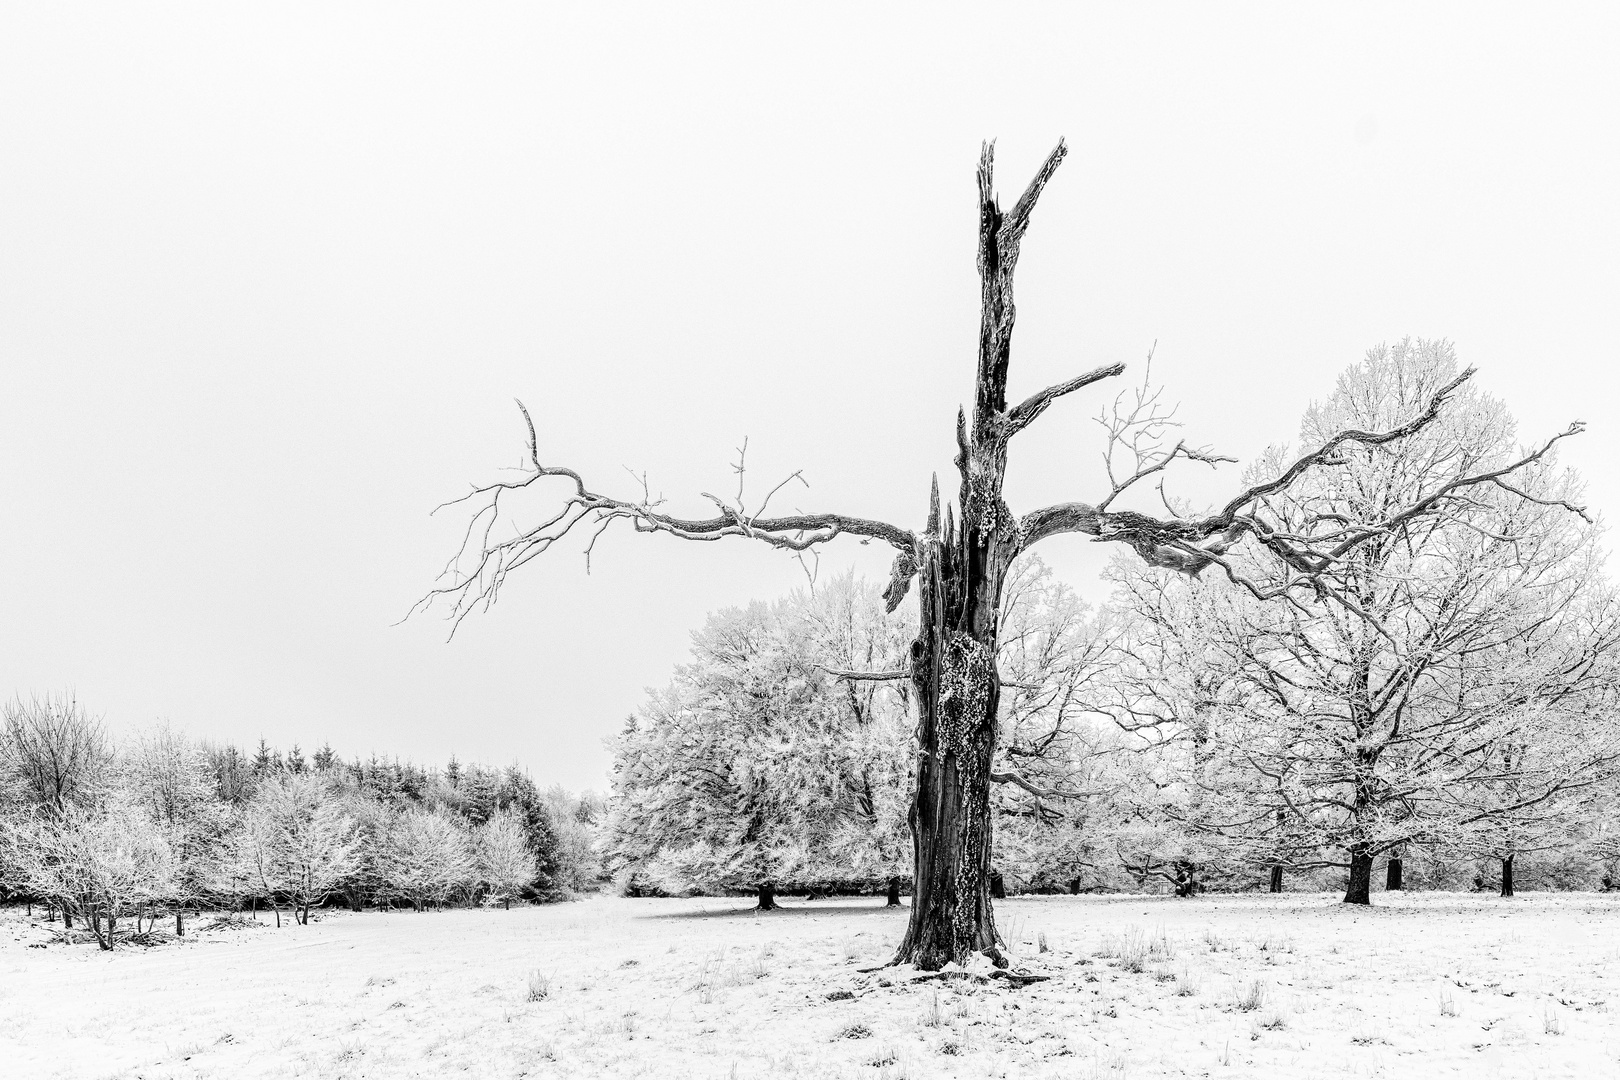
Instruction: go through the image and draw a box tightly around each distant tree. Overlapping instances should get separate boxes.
[376,806,476,910]
[251,739,277,776]
[17,797,179,949]
[312,743,338,772]
[201,742,256,804]
[606,575,911,908]
[253,772,361,924]
[227,797,291,925]
[475,809,538,909]
[496,766,562,895]
[123,722,228,934]
[1,693,110,817]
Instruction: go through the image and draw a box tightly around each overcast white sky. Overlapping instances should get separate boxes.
[2,4,1616,789]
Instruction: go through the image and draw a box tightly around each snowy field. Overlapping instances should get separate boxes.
[3,893,1619,1080]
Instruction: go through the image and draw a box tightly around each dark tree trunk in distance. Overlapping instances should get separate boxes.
[63,909,72,929]
[990,872,1007,900]
[886,877,902,907]
[1070,878,1082,895]
[756,882,777,911]
[176,911,184,937]
[1269,866,1283,893]
[1386,856,1403,891]
[1344,848,1374,905]
[1501,856,1515,898]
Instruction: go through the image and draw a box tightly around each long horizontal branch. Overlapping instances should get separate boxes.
[416,402,915,631]
[1016,370,1586,586]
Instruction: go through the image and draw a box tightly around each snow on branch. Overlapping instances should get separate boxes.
[413,401,914,634]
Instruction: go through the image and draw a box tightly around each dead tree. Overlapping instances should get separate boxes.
[420,141,1576,970]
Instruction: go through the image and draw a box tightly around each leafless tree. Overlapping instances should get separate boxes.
[1,693,110,818]
[420,143,1579,969]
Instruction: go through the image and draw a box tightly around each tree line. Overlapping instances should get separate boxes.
[0,701,601,949]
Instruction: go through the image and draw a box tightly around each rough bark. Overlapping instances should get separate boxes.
[1386,856,1404,891]
[1500,856,1515,898]
[886,877,902,907]
[1344,847,1374,905]
[756,882,777,911]
[1269,866,1284,893]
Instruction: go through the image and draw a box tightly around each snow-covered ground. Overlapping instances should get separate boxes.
[3,892,1619,1079]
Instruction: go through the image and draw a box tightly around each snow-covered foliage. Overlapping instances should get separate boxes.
[475,809,538,908]
[606,571,913,897]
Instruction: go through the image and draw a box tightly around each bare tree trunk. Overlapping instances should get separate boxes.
[89,909,110,950]
[505,897,511,911]
[1069,878,1082,895]
[1344,846,1374,905]
[63,908,72,929]
[990,872,1007,900]
[176,910,185,936]
[895,474,1009,969]
[756,882,777,911]
[273,903,281,928]
[1269,866,1283,893]
[885,877,902,907]
[1386,854,1404,891]
[1500,856,1515,898]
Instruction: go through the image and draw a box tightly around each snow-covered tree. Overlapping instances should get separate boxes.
[475,809,538,908]
[1109,340,1613,903]
[606,572,912,907]
[253,771,362,923]
[988,556,1124,893]
[16,797,179,948]
[1,693,110,817]
[376,805,476,910]
[123,722,229,933]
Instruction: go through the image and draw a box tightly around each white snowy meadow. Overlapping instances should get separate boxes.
[5,892,1619,1079]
